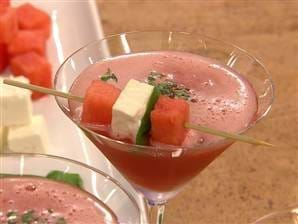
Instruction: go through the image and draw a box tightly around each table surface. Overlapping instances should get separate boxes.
[96,1,298,223]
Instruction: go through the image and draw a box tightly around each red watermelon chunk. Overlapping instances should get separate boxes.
[17,3,51,39]
[10,52,52,100]
[0,0,10,8]
[8,30,46,56]
[0,43,8,72]
[82,80,121,125]
[0,7,18,44]
[151,96,190,146]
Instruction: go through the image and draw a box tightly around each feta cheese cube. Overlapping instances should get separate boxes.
[112,79,154,140]
[7,115,49,153]
[0,76,32,126]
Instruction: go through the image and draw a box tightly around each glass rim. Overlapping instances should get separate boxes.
[0,152,141,217]
[54,30,275,152]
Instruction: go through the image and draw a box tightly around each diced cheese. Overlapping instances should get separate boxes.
[111,79,155,141]
[0,76,32,126]
[7,115,49,153]
[0,126,8,152]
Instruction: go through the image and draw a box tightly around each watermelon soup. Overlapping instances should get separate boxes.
[69,51,258,193]
[0,176,117,224]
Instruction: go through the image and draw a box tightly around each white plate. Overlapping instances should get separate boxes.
[10,0,147,222]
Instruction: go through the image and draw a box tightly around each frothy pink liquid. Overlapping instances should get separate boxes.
[71,51,257,147]
[0,177,117,224]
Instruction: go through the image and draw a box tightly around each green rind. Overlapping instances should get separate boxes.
[136,86,160,145]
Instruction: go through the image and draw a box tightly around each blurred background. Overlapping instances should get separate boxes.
[97,1,297,223]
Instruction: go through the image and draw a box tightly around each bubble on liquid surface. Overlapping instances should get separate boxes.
[25,184,37,192]
[202,79,214,88]
[198,137,205,144]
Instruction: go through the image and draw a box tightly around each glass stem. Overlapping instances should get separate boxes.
[148,202,166,224]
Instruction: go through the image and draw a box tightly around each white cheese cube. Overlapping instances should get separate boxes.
[0,76,32,126]
[7,115,49,153]
[0,127,8,152]
[111,79,154,140]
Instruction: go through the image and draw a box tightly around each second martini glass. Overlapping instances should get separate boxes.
[54,31,274,223]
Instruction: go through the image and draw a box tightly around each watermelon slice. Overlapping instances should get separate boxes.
[0,43,8,72]
[0,7,18,44]
[0,0,10,8]
[10,52,51,100]
[151,96,190,146]
[17,3,51,39]
[82,80,121,124]
[8,30,46,56]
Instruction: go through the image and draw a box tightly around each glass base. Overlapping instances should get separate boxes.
[135,184,180,205]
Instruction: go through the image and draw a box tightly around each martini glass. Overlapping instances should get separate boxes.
[0,153,141,223]
[54,31,274,223]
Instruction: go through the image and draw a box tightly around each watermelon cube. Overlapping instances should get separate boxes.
[0,7,18,44]
[0,0,10,8]
[151,96,190,146]
[10,52,52,100]
[0,43,8,72]
[17,3,51,39]
[82,80,121,124]
[8,30,46,56]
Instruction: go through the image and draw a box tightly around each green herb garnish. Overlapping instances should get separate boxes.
[100,68,118,82]
[7,211,17,218]
[136,86,160,145]
[46,171,83,188]
[56,217,66,224]
[146,71,194,101]
[7,211,18,224]
[22,210,34,223]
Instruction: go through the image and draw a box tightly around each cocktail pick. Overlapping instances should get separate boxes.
[3,79,84,102]
[3,79,275,147]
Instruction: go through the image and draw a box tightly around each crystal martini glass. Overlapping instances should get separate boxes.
[0,153,141,223]
[54,31,274,223]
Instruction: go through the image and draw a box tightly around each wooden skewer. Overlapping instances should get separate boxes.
[185,123,274,147]
[3,79,84,102]
[3,79,275,147]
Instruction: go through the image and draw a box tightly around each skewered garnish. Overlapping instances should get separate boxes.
[82,80,120,124]
[3,76,275,147]
[111,79,160,145]
[151,96,189,146]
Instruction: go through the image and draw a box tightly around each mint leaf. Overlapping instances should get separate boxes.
[100,68,118,82]
[46,171,83,188]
